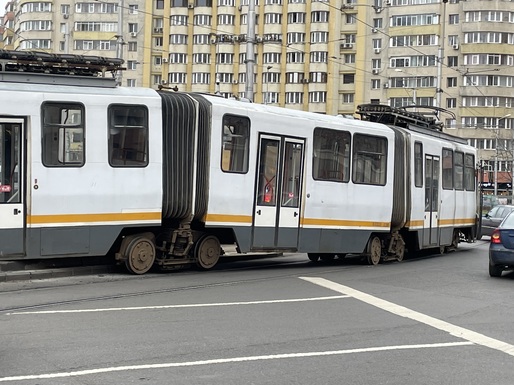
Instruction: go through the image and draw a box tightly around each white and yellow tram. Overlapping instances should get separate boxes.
[0,52,477,273]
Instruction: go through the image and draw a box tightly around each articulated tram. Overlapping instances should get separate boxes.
[0,51,478,274]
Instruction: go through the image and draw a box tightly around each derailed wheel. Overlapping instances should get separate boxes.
[125,235,156,275]
[194,235,221,270]
[366,236,382,266]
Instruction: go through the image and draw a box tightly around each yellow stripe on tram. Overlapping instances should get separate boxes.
[27,212,162,225]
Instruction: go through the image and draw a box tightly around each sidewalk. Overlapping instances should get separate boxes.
[0,245,282,282]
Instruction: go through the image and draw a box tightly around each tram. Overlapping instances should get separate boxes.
[0,51,478,274]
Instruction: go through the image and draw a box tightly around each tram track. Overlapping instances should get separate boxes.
[0,245,479,315]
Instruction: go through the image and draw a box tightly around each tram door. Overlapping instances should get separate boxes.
[0,119,24,256]
[252,135,305,249]
[423,155,440,246]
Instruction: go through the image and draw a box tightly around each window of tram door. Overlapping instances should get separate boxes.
[108,105,149,167]
[281,142,303,208]
[221,115,250,173]
[41,102,85,167]
[257,139,279,206]
[0,123,21,204]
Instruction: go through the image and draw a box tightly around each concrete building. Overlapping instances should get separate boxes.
[1,0,513,193]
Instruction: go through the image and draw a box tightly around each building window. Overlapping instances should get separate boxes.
[449,14,459,24]
[129,4,138,14]
[194,15,211,25]
[311,11,329,23]
[343,74,355,84]
[447,77,457,87]
[448,56,458,67]
[218,14,235,25]
[193,53,210,64]
[372,79,381,89]
[310,51,327,63]
[344,54,355,64]
[286,52,305,63]
[127,79,136,87]
[170,15,187,25]
[310,31,328,43]
[285,92,304,104]
[342,93,354,103]
[288,12,306,23]
[263,52,281,64]
[447,98,457,108]
[309,91,327,103]
[169,73,187,84]
[128,42,137,51]
[192,72,211,84]
[309,72,327,83]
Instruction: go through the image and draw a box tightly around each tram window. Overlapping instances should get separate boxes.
[42,103,85,167]
[108,105,148,167]
[352,134,387,186]
[464,153,475,191]
[442,148,453,190]
[414,142,423,187]
[312,127,350,182]
[221,115,249,173]
[454,151,464,191]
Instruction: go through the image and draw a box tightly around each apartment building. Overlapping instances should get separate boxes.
[2,0,514,191]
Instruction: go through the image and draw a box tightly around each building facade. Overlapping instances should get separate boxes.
[1,0,514,192]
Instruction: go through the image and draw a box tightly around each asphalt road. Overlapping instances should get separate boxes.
[1,239,513,384]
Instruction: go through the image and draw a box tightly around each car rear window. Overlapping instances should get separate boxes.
[501,211,514,227]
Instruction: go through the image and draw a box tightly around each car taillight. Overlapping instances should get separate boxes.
[491,229,502,244]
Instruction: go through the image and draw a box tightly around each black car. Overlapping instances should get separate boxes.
[489,211,514,277]
[478,204,514,239]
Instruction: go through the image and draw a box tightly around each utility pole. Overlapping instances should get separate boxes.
[436,0,448,111]
[115,0,124,86]
[245,0,256,101]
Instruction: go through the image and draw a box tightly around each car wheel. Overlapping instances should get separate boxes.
[489,263,503,277]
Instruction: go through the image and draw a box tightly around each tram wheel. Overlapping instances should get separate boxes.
[366,236,382,266]
[307,253,320,262]
[125,235,156,275]
[194,235,221,270]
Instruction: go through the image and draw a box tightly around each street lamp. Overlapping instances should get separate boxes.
[493,113,511,197]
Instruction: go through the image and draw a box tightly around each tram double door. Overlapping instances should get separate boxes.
[252,134,305,250]
[0,119,24,257]
[424,155,440,246]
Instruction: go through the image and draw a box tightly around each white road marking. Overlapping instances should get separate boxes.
[0,341,472,382]
[301,276,514,357]
[7,295,348,315]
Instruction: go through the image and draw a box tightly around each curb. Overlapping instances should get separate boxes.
[0,265,118,283]
[0,250,283,283]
